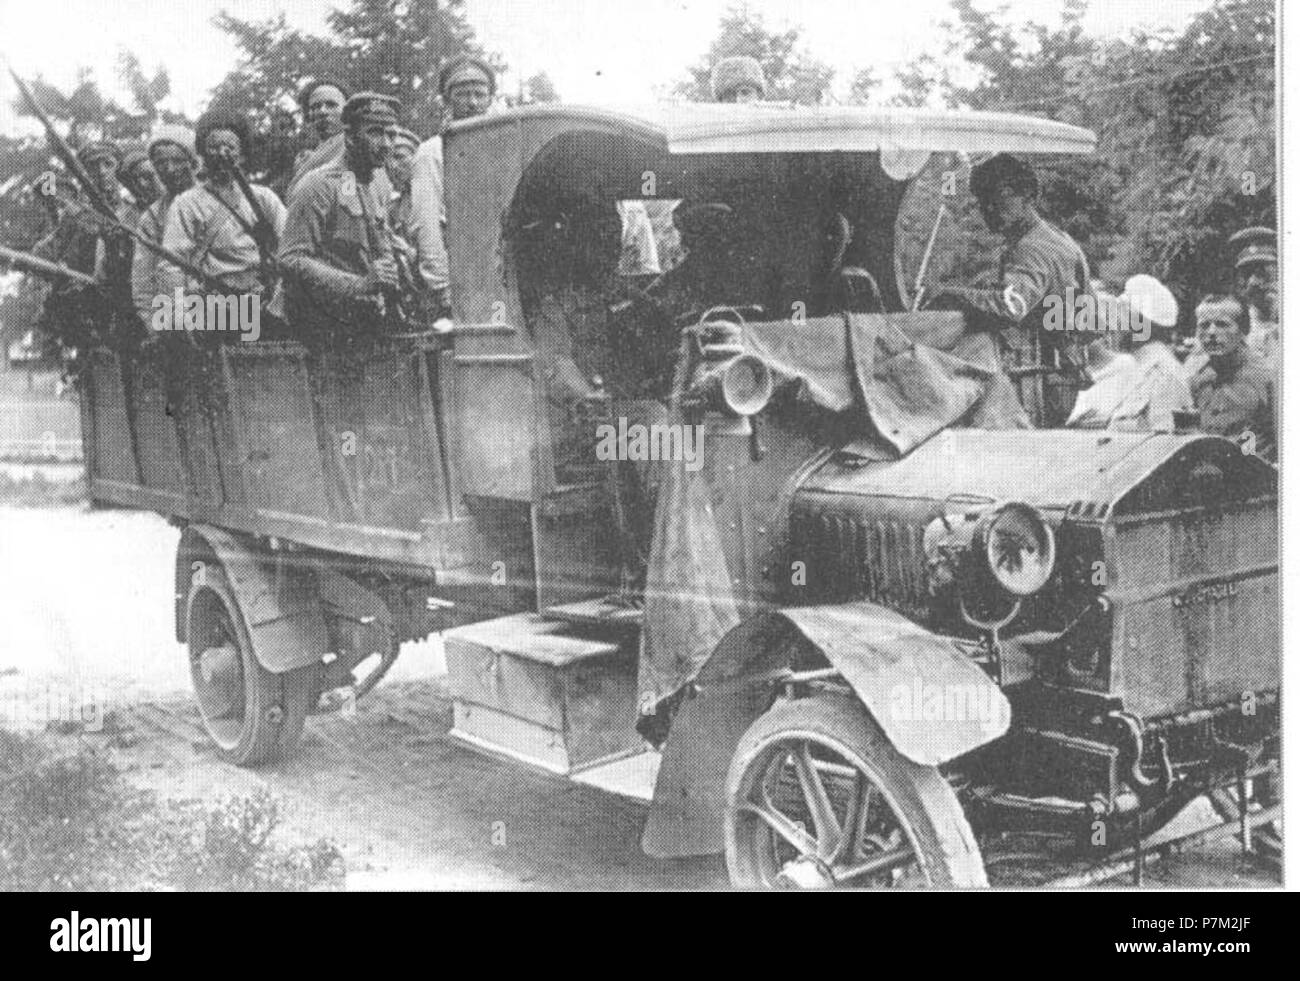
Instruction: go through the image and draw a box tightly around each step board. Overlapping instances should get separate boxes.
[445,612,642,775]
[570,750,661,804]
[543,596,643,629]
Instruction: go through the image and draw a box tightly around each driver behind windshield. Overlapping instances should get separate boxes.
[926,154,1092,427]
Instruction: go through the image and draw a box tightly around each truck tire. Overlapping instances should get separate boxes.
[185,564,313,766]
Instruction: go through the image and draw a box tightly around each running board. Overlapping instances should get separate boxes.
[448,723,659,804]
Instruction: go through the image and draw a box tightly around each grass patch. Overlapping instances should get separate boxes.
[0,469,87,507]
[0,729,344,891]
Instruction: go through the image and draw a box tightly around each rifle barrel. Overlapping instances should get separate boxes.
[0,244,97,285]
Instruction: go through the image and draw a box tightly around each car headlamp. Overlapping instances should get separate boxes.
[924,501,1056,602]
[973,502,1056,597]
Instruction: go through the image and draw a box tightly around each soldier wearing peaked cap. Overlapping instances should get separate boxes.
[279,92,418,335]
[711,56,767,103]
[386,126,421,268]
[1229,226,1278,372]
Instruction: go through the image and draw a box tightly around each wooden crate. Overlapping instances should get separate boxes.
[445,613,642,774]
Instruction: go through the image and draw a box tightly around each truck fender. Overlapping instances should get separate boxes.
[175,525,328,673]
[642,601,1009,859]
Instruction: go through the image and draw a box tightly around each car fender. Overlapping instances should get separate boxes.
[176,525,328,673]
[642,601,1009,858]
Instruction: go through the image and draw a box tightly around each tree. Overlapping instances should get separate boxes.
[888,54,952,108]
[524,72,560,105]
[890,0,1275,308]
[675,4,834,105]
[1,63,182,347]
[847,68,881,106]
[209,0,503,143]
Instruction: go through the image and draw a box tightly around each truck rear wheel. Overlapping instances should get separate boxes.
[724,693,986,888]
[185,565,313,766]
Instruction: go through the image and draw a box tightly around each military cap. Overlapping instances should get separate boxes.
[969,153,1039,201]
[76,140,121,168]
[297,76,352,110]
[710,56,767,101]
[393,126,420,152]
[119,145,150,176]
[438,55,496,98]
[194,110,252,155]
[147,124,197,160]
[1229,226,1277,269]
[341,92,400,129]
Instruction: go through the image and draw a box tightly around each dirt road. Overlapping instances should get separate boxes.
[0,505,1279,890]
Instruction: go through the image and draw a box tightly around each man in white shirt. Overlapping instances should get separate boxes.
[1068,277,1192,431]
[159,111,286,305]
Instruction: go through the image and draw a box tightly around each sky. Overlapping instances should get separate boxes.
[0,0,1218,134]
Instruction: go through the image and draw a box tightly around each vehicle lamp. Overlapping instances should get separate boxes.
[924,501,1056,602]
[974,502,1056,597]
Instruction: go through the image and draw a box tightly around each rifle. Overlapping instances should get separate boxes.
[0,244,97,286]
[48,191,231,295]
[7,67,117,220]
[8,66,228,295]
[228,162,280,288]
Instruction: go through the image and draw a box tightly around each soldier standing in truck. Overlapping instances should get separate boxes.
[278,93,413,335]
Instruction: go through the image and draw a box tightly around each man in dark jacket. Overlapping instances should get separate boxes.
[928,154,1092,427]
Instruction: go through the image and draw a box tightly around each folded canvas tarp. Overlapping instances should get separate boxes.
[637,312,1028,712]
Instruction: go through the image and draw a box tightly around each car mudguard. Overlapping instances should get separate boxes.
[175,525,328,674]
[642,601,1009,858]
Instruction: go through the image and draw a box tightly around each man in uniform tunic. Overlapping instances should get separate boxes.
[928,154,1092,427]
[1229,226,1279,373]
[278,93,410,334]
[407,56,497,320]
[1188,293,1275,463]
[285,77,352,198]
[33,141,134,345]
[131,126,197,328]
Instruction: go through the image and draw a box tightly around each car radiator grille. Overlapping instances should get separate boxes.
[1105,497,1277,718]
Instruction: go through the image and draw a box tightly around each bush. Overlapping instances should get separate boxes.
[0,730,344,891]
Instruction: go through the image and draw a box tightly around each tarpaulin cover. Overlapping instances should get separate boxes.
[638,313,1028,711]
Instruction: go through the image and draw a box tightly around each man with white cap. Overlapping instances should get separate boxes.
[407,56,497,321]
[131,125,198,327]
[1067,276,1192,431]
[1114,274,1193,430]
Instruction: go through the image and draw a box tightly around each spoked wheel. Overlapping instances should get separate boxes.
[725,694,986,889]
[186,565,314,766]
